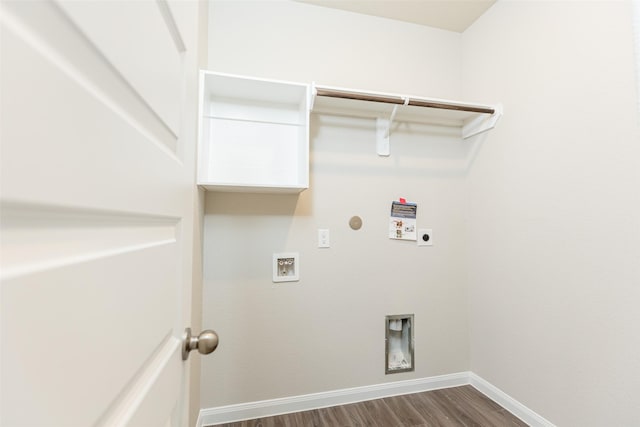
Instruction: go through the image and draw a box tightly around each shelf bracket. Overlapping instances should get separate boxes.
[376,97,408,156]
[462,103,503,139]
[376,116,391,156]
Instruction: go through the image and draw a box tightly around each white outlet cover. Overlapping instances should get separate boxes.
[417,228,433,246]
[318,228,330,248]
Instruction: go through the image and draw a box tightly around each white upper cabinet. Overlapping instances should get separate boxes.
[197,71,310,193]
[198,72,502,192]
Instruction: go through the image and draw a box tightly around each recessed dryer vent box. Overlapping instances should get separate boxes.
[385,314,414,374]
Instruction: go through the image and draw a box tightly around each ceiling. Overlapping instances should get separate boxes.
[294,0,496,33]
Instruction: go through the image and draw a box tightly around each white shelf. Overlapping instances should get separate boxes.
[196,73,501,190]
[311,84,502,155]
[197,71,310,193]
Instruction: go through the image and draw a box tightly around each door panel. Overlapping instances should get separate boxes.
[0,1,200,426]
[3,243,177,425]
[1,2,182,210]
[57,0,184,136]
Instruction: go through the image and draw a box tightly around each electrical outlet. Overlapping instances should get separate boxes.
[417,229,433,246]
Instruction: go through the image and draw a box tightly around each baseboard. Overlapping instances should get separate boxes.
[197,371,556,427]
[197,372,468,426]
[468,372,556,427]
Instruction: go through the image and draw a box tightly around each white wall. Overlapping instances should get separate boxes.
[463,1,640,426]
[635,0,640,113]
[206,0,461,97]
[202,0,472,408]
[203,1,640,422]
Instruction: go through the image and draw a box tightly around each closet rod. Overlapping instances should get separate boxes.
[315,88,404,105]
[314,88,495,115]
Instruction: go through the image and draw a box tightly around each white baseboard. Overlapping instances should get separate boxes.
[197,372,468,426]
[198,371,555,427]
[468,372,556,427]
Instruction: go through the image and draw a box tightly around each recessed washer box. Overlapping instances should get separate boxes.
[273,252,299,282]
[385,314,414,374]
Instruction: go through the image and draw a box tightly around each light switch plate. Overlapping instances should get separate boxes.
[417,228,433,246]
[318,229,330,248]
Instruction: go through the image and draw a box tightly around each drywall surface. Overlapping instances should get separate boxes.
[463,1,640,426]
[202,1,470,407]
[207,0,461,98]
[635,0,640,114]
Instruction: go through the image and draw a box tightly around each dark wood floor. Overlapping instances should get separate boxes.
[209,385,528,427]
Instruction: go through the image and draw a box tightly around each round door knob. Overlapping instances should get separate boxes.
[182,328,219,360]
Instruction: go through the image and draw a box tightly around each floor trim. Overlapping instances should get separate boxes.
[468,372,556,427]
[197,372,467,426]
[197,371,555,427]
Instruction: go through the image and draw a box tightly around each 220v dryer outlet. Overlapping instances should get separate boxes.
[417,229,433,246]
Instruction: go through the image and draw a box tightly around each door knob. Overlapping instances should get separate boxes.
[182,328,219,360]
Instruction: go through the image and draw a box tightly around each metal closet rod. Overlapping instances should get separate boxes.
[314,88,495,115]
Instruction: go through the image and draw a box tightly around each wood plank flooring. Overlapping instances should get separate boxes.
[208,385,529,427]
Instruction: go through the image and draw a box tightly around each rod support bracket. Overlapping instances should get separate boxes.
[462,103,503,139]
[376,117,391,156]
[376,97,408,156]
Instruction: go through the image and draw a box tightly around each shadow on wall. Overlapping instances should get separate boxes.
[309,114,491,178]
[202,191,309,283]
[204,192,310,217]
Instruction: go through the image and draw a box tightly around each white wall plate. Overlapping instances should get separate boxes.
[273,252,299,282]
[417,229,433,246]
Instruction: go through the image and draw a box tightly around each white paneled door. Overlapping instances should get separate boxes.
[1,1,201,426]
